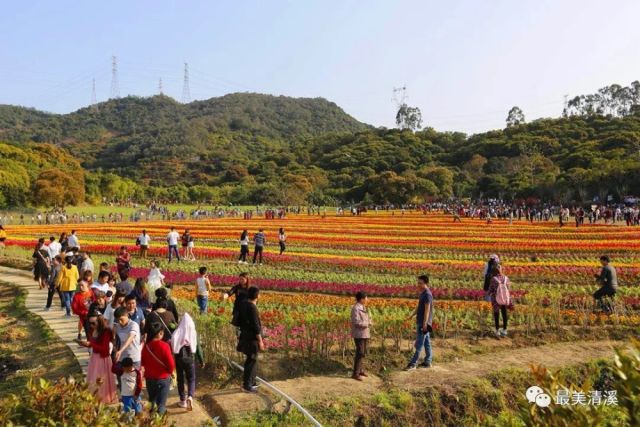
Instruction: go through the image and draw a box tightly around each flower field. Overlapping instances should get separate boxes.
[4,211,640,361]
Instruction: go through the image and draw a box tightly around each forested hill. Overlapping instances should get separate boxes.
[1,87,640,208]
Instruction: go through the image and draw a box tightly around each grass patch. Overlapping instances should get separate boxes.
[0,282,80,397]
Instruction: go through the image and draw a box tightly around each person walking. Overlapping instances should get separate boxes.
[57,255,79,317]
[593,255,618,313]
[350,291,372,381]
[236,286,264,393]
[488,263,511,338]
[113,306,142,372]
[278,228,286,255]
[45,255,64,311]
[224,272,250,327]
[131,278,151,313]
[113,357,143,415]
[142,322,175,415]
[171,313,205,411]
[137,229,151,259]
[167,227,181,263]
[47,235,61,259]
[404,275,434,370]
[145,297,177,343]
[77,314,118,404]
[67,230,80,253]
[252,229,266,265]
[238,230,250,264]
[195,266,211,315]
[71,273,93,340]
[33,238,50,289]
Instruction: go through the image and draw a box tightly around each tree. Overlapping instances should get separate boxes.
[32,169,84,207]
[506,106,525,127]
[396,104,423,131]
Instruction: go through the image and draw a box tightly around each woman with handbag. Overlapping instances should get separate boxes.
[77,313,118,404]
[142,322,175,415]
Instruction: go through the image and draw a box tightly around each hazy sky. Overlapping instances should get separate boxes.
[1,0,639,133]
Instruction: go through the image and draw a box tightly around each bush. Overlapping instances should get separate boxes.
[0,377,167,427]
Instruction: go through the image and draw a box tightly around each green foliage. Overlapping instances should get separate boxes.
[2,88,640,206]
[0,377,166,426]
[514,339,640,427]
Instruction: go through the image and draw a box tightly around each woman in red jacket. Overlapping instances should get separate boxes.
[142,322,176,415]
[78,314,117,404]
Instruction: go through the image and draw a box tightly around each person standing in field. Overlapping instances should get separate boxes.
[236,286,264,393]
[482,254,500,301]
[488,263,511,338]
[252,229,266,265]
[67,230,80,252]
[278,228,286,255]
[57,255,79,317]
[350,291,372,381]
[404,274,433,370]
[238,230,250,264]
[593,255,618,313]
[224,272,250,327]
[116,246,131,280]
[147,260,166,303]
[167,227,181,263]
[195,266,211,315]
[137,229,151,259]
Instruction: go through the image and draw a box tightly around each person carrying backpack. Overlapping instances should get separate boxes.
[488,263,511,338]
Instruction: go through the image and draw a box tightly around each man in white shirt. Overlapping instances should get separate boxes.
[47,236,61,259]
[167,227,181,263]
[81,252,94,276]
[138,229,151,259]
[67,230,80,252]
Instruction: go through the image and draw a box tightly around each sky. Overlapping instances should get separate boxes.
[1,0,640,134]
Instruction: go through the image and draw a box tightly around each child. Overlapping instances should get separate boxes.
[71,274,93,340]
[195,267,211,315]
[115,357,143,414]
[147,260,166,303]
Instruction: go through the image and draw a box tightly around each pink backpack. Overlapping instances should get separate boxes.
[495,275,511,306]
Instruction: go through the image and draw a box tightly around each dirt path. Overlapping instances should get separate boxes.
[0,266,215,427]
[389,339,621,391]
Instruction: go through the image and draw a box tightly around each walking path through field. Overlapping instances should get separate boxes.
[0,265,624,425]
[0,266,214,427]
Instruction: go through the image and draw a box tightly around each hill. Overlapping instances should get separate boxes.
[1,85,640,208]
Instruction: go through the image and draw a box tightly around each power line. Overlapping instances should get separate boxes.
[181,62,191,103]
[110,55,120,99]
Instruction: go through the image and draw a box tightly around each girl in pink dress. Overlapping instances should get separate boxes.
[79,314,118,404]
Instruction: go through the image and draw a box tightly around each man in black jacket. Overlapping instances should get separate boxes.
[236,286,264,393]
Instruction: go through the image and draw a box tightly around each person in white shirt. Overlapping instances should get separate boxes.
[81,252,95,276]
[167,227,180,262]
[68,230,80,252]
[47,236,61,259]
[147,260,166,303]
[167,227,181,262]
[138,229,151,259]
[91,271,112,294]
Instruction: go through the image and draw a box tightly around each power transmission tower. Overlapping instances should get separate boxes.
[110,55,120,99]
[181,62,191,103]
[392,86,407,108]
[91,78,97,110]
[158,78,163,95]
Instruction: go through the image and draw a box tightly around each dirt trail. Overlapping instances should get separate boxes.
[0,266,215,427]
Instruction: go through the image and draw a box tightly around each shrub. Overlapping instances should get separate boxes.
[0,377,167,427]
